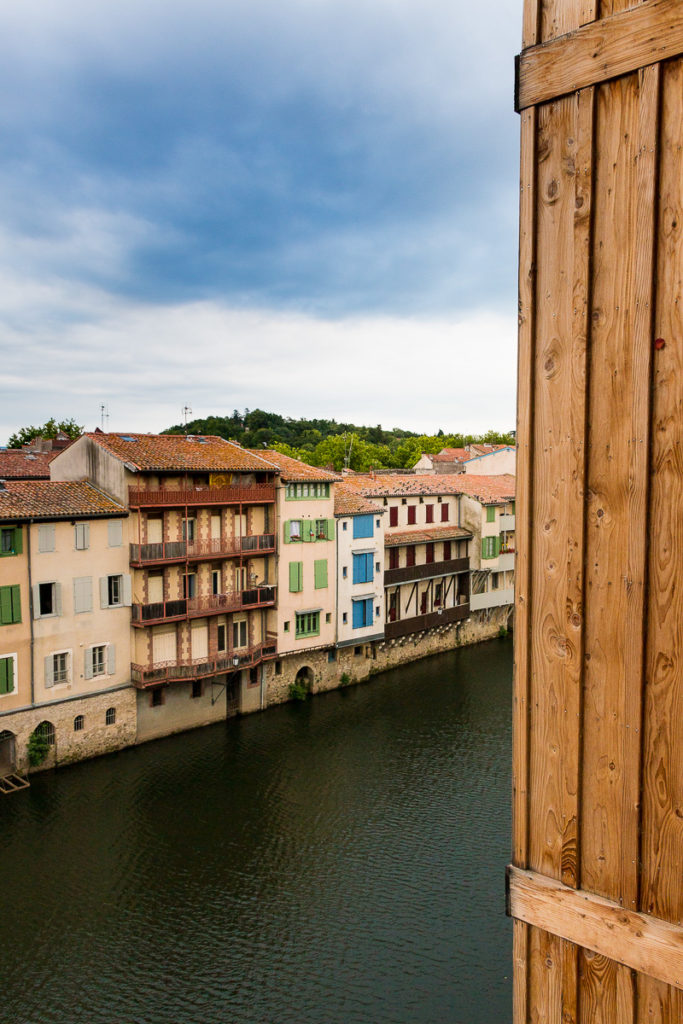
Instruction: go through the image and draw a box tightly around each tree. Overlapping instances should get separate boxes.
[7,418,83,449]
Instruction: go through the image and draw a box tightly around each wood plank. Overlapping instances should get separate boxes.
[513,104,537,870]
[642,55,683,926]
[528,96,579,881]
[528,927,563,1024]
[580,73,643,906]
[523,0,540,50]
[636,976,682,1024]
[541,0,592,43]
[578,950,634,1024]
[517,0,683,110]
[508,866,683,991]
[513,920,529,1024]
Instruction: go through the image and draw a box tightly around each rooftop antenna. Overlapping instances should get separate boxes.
[182,405,193,428]
[100,404,109,430]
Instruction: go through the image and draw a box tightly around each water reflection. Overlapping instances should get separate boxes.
[2,638,512,1024]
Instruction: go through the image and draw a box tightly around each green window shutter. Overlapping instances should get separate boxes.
[486,506,496,523]
[326,519,335,540]
[13,526,23,554]
[494,536,501,557]
[284,521,291,543]
[10,585,21,623]
[0,586,12,625]
[289,562,303,592]
[302,521,312,542]
[314,559,328,589]
[0,657,13,695]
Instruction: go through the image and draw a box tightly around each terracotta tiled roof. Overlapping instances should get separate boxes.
[342,472,515,504]
[257,450,342,483]
[0,481,127,521]
[85,433,275,473]
[466,444,512,457]
[334,484,384,517]
[430,448,470,462]
[0,450,55,479]
[447,474,516,504]
[385,525,472,547]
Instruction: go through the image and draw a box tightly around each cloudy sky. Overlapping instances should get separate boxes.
[1,0,523,444]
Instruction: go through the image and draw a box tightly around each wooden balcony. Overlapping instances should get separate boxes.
[129,534,276,566]
[128,484,276,509]
[384,556,469,587]
[131,587,276,626]
[384,601,469,639]
[131,638,278,688]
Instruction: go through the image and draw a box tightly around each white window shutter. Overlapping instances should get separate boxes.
[122,574,132,606]
[100,577,109,608]
[32,583,41,618]
[84,647,94,680]
[108,520,123,547]
[107,645,116,675]
[54,583,62,616]
[44,655,54,688]
[38,524,55,552]
[73,577,93,614]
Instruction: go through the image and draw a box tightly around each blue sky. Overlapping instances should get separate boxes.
[1,0,523,443]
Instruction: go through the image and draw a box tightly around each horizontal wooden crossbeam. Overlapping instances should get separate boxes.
[515,0,683,111]
[507,866,683,991]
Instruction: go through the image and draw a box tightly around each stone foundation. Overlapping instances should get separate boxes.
[1,686,137,774]
[264,607,512,706]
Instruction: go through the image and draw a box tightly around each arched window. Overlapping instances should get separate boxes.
[73,715,84,732]
[36,721,55,745]
[105,707,116,726]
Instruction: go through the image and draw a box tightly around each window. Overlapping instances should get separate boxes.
[93,645,106,676]
[389,507,398,527]
[326,612,331,623]
[38,524,55,552]
[0,585,21,625]
[0,526,21,557]
[73,715,84,732]
[284,621,290,632]
[407,506,416,525]
[182,518,196,541]
[426,543,435,564]
[353,515,374,539]
[492,572,501,590]
[289,561,303,593]
[286,520,302,542]
[217,624,227,652]
[486,506,496,523]
[100,574,130,608]
[342,612,348,624]
[45,651,70,687]
[441,504,450,522]
[73,577,93,614]
[425,504,434,523]
[0,655,16,695]
[406,546,416,567]
[85,644,113,679]
[275,660,282,675]
[314,559,328,589]
[233,619,247,648]
[352,553,373,584]
[342,521,347,531]
[36,581,61,617]
[354,645,362,656]
[327,649,336,662]
[342,566,348,579]
[151,688,164,707]
[443,541,452,560]
[376,519,381,528]
[183,573,197,599]
[315,519,328,540]
[352,598,373,629]
[108,520,123,547]
[389,548,399,570]
[295,611,320,638]
[482,536,500,560]
[375,561,380,573]
[191,680,203,699]
[34,721,55,746]
[435,583,443,607]
[74,523,89,550]
[212,569,221,595]
[105,707,116,725]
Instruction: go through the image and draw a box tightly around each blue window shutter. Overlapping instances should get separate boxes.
[352,601,364,629]
[365,598,373,625]
[353,515,373,539]
[352,553,362,584]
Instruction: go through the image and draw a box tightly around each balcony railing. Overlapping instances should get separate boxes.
[131,599,187,625]
[129,534,276,566]
[384,602,469,639]
[384,556,469,587]
[128,485,276,508]
[131,638,278,688]
[132,587,277,625]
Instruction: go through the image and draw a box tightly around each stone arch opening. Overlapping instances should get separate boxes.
[294,666,313,692]
[0,730,16,776]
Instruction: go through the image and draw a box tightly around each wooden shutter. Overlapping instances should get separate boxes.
[283,520,291,543]
[13,526,22,554]
[486,506,495,523]
[0,657,13,695]
[302,521,313,542]
[100,577,109,608]
[107,644,116,675]
[326,519,335,540]
[73,577,93,614]
[84,647,94,680]
[289,562,303,592]
[122,574,132,606]
[108,520,123,547]
[38,524,55,552]
[44,655,54,688]
[54,583,62,616]
[389,507,398,527]
[314,559,328,589]
[0,587,13,625]
[32,583,41,617]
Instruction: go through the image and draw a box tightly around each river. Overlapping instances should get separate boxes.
[2,637,512,1024]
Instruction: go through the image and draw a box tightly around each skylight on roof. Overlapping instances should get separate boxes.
[118,435,137,442]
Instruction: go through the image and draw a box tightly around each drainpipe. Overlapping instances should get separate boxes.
[26,518,35,706]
